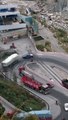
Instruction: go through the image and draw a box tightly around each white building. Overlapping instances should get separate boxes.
[0,4,27,42]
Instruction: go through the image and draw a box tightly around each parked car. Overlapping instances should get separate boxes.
[62,79,68,89]
[22,53,33,59]
[64,103,68,111]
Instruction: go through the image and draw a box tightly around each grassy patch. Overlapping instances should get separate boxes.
[0,78,45,112]
[36,44,44,51]
[36,41,52,52]
[49,27,68,52]
[45,41,52,51]
[55,29,67,38]
[54,28,68,52]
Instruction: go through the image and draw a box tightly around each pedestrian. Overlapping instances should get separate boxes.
[56,100,58,105]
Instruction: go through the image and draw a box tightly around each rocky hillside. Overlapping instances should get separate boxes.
[36,0,67,12]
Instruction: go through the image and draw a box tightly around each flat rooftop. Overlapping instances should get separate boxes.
[0,23,26,31]
[0,4,18,9]
[0,14,26,31]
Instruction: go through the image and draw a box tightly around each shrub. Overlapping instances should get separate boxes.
[45,41,51,46]
[45,41,52,51]
[0,103,5,116]
[56,29,67,38]
[36,44,44,51]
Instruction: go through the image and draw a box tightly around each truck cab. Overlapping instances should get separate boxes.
[40,84,50,94]
[19,66,25,74]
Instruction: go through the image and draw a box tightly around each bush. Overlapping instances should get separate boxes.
[45,41,51,46]
[36,44,44,51]
[61,37,68,43]
[0,103,5,116]
[56,29,67,38]
[45,41,52,51]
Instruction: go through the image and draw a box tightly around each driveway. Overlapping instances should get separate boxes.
[0,37,36,56]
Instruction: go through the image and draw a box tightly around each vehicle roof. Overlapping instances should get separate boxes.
[23,52,33,57]
[29,110,52,116]
[22,70,33,77]
[64,103,68,106]
[42,84,48,88]
[2,53,18,64]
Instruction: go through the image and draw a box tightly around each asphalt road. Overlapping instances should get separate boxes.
[14,54,68,120]
[27,54,68,120]
[5,53,68,119]
[34,54,68,70]
[1,38,68,120]
[50,89,68,120]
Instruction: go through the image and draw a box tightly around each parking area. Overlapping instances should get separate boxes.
[0,37,36,56]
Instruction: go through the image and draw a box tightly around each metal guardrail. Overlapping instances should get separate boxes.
[0,71,12,81]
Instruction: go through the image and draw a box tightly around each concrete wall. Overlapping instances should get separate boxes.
[1,28,27,39]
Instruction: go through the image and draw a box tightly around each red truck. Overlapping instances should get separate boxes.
[20,70,50,94]
[18,66,25,74]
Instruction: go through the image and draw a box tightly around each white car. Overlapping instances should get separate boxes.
[64,103,68,111]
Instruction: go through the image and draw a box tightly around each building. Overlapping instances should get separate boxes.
[0,4,27,42]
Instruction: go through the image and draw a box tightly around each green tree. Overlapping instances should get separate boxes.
[0,103,5,117]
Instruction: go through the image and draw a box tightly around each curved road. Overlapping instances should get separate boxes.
[50,89,68,120]
[2,49,68,119]
[34,53,68,70]
[13,52,68,120]
[33,53,68,120]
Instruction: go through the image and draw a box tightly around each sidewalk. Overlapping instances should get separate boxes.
[0,96,18,114]
[37,93,61,120]
[48,97,61,119]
